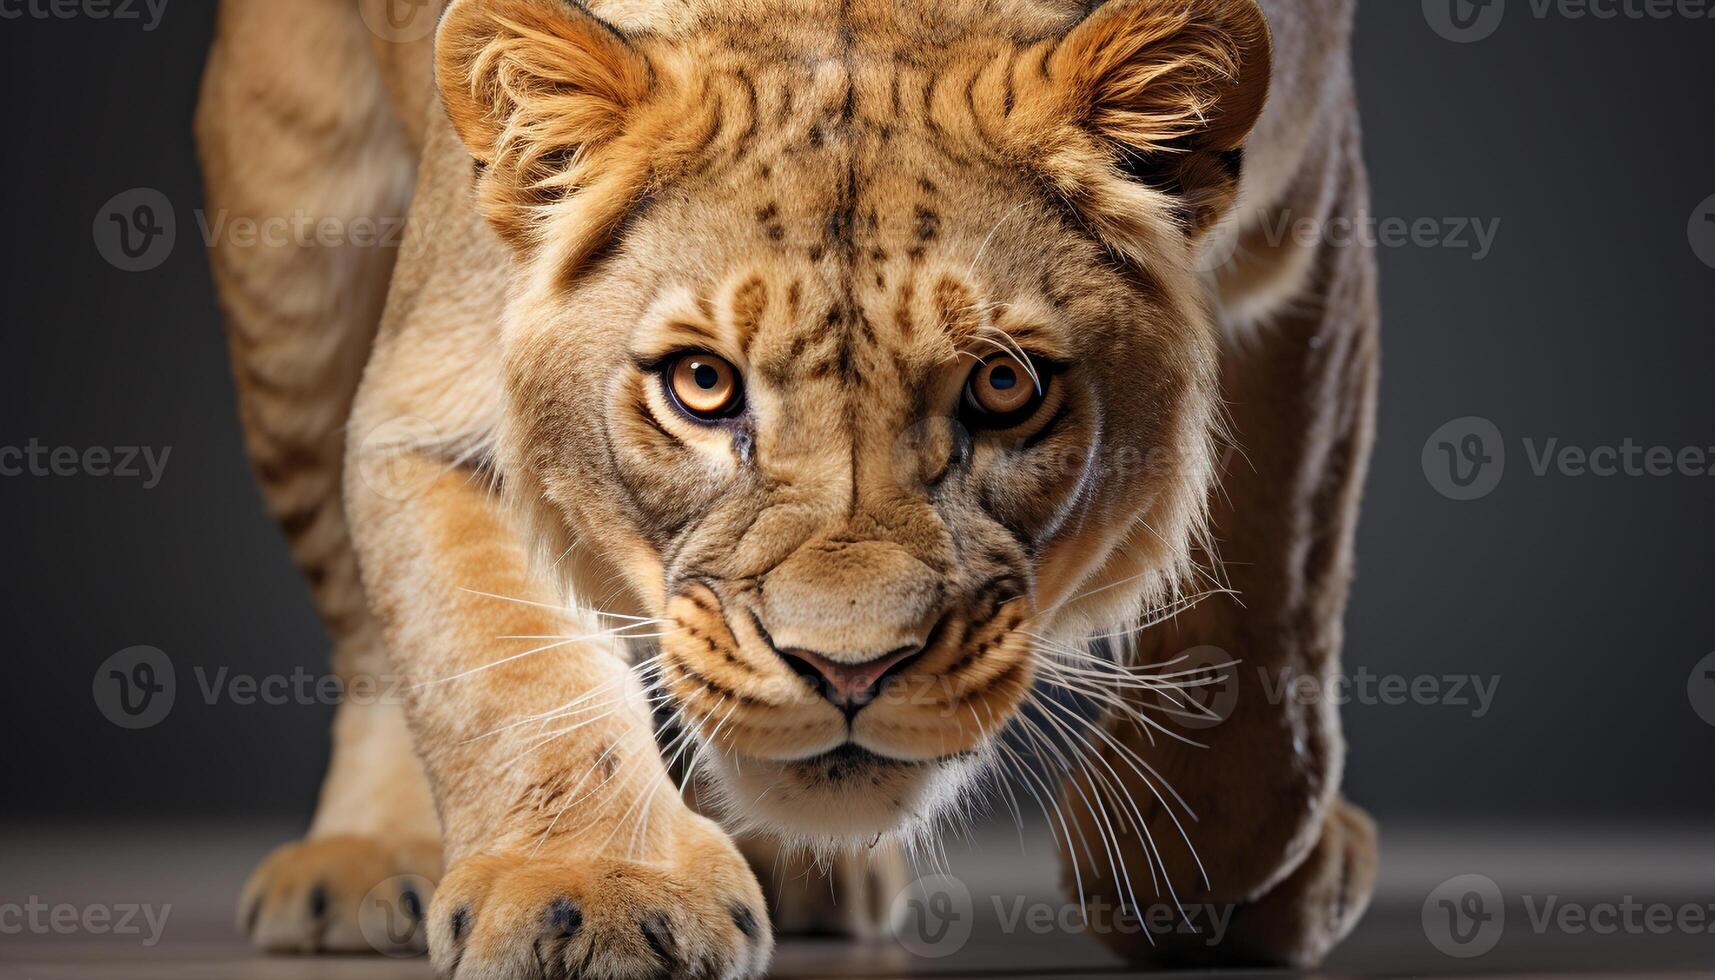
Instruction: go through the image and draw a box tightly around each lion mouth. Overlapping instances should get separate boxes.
[786,743,913,782]
[659,583,1033,782]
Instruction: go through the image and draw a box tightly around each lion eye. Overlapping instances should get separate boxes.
[666,353,743,420]
[964,353,1044,424]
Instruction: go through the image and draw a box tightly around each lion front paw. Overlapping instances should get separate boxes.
[239,834,442,954]
[429,821,771,979]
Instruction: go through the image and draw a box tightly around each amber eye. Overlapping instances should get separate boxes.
[964,353,1044,424]
[666,353,743,420]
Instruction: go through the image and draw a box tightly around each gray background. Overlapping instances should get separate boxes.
[1,1,1710,824]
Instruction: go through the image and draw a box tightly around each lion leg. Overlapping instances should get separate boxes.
[238,645,443,954]
[1058,111,1380,968]
[1198,797,1378,966]
[735,835,907,938]
[197,0,440,954]
[336,109,771,977]
[344,449,773,979]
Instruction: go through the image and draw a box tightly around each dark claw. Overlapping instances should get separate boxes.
[730,902,759,940]
[639,912,675,966]
[401,888,424,924]
[547,897,583,938]
[308,884,329,920]
[450,905,471,942]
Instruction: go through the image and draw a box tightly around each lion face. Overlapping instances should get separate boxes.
[438,0,1269,845]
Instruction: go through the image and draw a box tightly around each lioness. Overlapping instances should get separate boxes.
[197,0,1378,974]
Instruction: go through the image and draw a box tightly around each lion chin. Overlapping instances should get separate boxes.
[698,744,984,850]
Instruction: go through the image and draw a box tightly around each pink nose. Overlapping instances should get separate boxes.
[779,644,925,713]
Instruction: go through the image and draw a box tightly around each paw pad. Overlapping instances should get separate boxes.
[547,897,583,938]
[639,912,675,965]
[730,902,758,939]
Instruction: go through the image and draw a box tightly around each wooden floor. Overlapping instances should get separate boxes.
[2,821,1710,978]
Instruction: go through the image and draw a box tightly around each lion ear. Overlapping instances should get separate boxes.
[1049,0,1271,238]
[436,0,652,244]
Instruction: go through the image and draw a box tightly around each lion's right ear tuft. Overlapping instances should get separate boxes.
[436,0,652,245]
[1055,0,1270,159]
[1039,0,1271,245]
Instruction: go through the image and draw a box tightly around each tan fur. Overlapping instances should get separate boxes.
[196,0,442,954]
[198,0,1378,972]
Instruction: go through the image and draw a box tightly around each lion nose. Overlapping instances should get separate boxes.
[775,643,926,716]
[758,540,944,657]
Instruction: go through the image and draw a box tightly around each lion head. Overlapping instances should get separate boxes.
[436,0,1268,847]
